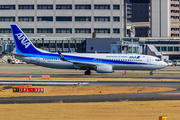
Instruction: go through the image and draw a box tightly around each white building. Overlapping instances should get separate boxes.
[0,0,124,38]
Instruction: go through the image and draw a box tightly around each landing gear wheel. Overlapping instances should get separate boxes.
[150,72,153,75]
[85,70,91,75]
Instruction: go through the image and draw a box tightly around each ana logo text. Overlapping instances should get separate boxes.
[15,33,30,48]
[129,56,140,59]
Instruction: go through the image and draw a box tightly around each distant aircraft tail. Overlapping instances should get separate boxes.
[68,48,72,52]
[10,24,41,54]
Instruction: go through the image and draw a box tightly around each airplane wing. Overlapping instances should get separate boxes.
[57,51,97,68]
[8,52,27,57]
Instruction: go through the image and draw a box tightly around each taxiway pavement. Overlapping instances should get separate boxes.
[0,64,180,103]
[0,74,180,79]
[0,80,180,103]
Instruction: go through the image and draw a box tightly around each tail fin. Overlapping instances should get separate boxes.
[10,24,41,54]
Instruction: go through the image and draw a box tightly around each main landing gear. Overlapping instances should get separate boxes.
[150,71,153,75]
[85,70,91,75]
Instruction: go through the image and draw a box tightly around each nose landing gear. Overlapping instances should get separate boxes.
[149,70,158,75]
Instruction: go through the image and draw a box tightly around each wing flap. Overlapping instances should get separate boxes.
[57,50,97,67]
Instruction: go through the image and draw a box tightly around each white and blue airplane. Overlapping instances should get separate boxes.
[10,24,167,75]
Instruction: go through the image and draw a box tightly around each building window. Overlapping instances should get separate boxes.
[37,17,53,21]
[174,47,179,51]
[75,5,91,9]
[37,5,53,10]
[161,47,167,51]
[18,17,34,22]
[127,18,131,22]
[94,29,110,33]
[56,28,72,33]
[127,10,131,14]
[56,17,72,21]
[22,28,34,33]
[0,17,15,22]
[171,27,175,30]
[127,15,132,18]
[0,5,15,10]
[18,5,34,9]
[56,5,72,9]
[75,29,91,33]
[156,47,160,52]
[113,17,120,22]
[94,17,110,21]
[113,29,120,33]
[168,47,173,51]
[75,17,91,21]
[0,29,11,33]
[94,5,110,10]
[113,5,120,10]
[37,28,53,33]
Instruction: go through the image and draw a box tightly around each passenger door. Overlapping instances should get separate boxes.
[147,57,151,65]
[36,55,40,63]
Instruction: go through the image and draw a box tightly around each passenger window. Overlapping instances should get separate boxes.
[155,59,160,61]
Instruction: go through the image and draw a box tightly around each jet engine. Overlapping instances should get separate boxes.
[96,65,114,73]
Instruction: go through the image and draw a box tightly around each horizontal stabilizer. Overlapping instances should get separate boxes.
[8,52,27,57]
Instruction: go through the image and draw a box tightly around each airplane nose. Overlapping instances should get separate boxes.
[162,61,168,67]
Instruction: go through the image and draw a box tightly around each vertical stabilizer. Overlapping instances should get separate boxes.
[10,24,41,54]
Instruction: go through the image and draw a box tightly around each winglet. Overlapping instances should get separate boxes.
[68,48,72,53]
[57,51,66,61]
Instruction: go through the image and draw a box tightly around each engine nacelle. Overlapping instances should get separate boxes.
[96,65,114,73]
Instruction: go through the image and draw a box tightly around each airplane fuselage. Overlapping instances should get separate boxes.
[16,53,167,70]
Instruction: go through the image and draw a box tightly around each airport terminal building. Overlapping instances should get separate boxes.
[0,0,124,38]
[0,0,179,62]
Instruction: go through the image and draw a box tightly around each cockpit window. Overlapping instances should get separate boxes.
[155,59,160,61]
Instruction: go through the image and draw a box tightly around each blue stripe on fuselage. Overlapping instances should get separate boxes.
[26,53,150,65]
